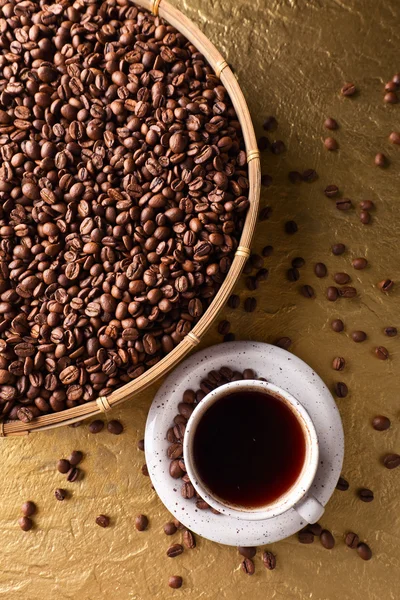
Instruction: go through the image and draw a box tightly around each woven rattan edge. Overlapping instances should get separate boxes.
[96,396,113,413]
[152,0,162,15]
[235,246,251,258]
[247,150,260,163]
[215,59,229,78]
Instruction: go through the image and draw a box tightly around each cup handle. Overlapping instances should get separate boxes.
[293,494,324,524]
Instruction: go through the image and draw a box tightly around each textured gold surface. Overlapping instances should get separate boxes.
[1,0,400,598]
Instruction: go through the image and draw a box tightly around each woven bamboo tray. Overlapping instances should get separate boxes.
[1,0,260,436]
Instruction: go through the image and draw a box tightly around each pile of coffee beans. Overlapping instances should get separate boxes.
[0,1,249,422]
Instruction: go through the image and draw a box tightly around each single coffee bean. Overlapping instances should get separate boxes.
[262,550,276,570]
[275,337,292,350]
[332,357,345,371]
[332,243,346,256]
[168,576,183,589]
[107,420,124,435]
[359,201,374,211]
[164,522,177,536]
[271,140,286,155]
[57,459,71,474]
[173,519,185,531]
[259,206,272,221]
[67,467,81,482]
[324,137,338,151]
[244,297,257,313]
[250,254,264,269]
[336,476,349,491]
[287,268,300,282]
[358,488,374,502]
[352,258,368,270]
[334,273,350,285]
[228,294,240,309]
[389,131,400,144]
[262,245,274,257]
[218,320,231,335]
[327,286,339,301]
[345,532,359,548]
[55,488,67,501]
[375,153,387,167]
[393,73,400,85]
[315,263,327,277]
[375,346,389,360]
[383,453,400,469]
[357,543,372,561]
[263,116,278,131]
[385,80,398,91]
[360,211,370,224]
[298,530,314,544]
[243,369,256,379]
[335,382,348,398]
[351,331,367,343]
[21,501,36,517]
[19,517,33,532]
[336,198,352,210]
[302,169,318,182]
[292,257,305,268]
[331,319,344,332]
[378,279,394,292]
[241,558,255,575]
[324,184,339,198]
[307,523,323,536]
[258,136,270,151]
[238,546,256,559]
[285,220,298,234]
[256,268,269,282]
[183,530,196,549]
[135,515,148,531]
[167,544,184,558]
[69,451,83,466]
[384,326,397,337]
[89,420,104,434]
[384,92,398,103]
[96,515,110,528]
[320,530,335,549]
[137,439,145,451]
[301,285,315,298]
[324,117,339,130]
[243,261,252,275]
[338,286,357,298]
[372,415,390,431]
[288,171,303,184]
[341,82,357,96]
[261,174,273,187]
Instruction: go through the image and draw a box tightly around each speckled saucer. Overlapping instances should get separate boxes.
[145,341,344,546]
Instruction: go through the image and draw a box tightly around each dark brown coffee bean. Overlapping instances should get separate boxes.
[324,137,338,151]
[107,420,124,435]
[383,453,400,469]
[359,201,374,211]
[341,83,357,96]
[384,326,397,337]
[218,320,231,335]
[307,523,322,536]
[360,211,370,224]
[287,268,300,282]
[243,368,256,379]
[378,279,394,292]
[241,558,255,575]
[324,184,339,198]
[372,416,390,431]
[326,286,339,301]
[300,285,315,298]
[324,117,338,130]
[345,532,359,548]
[173,519,185,531]
[244,297,257,313]
[352,258,368,270]
[164,522,177,536]
[69,451,83,466]
[263,116,278,131]
[375,346,389,360]
[262,245,274,257]
[181,482,195,499]
[332,243,346,255]
[57,459,70,474]
[137,439,145,452]
[334,273,350,285]
[55,488,67,501]
[262,550,276,570]
[183,530,196,549]
[314,263,327,277]
[331,319,344,332]
[292,257,305,268]
[228,295,240,309]
[298,530,314,544]
[336,198,352,211]
[238,546,256,558]
[271,140,286,155]
[375,153,387,167]
[384,91,398,103]
[19,517,33,532]
[302,169,318,182]
[96,515,110,528]
[168,576,183,589]
[89,420,104,434]
[285,220,298,234]
[67,467,81,482]
[135,514,148,531]
[21,501,36,517]
[256,268,269,282]
[288,171,303,184]
[259,206,272,221]
[258,136,270,151]
[357,543,372,560]
[167,544,184,558]
[275,337,292,350]
[332,357,345,371]
[358,488,374,502]
[320,529,335,549]
[339,286,357,298]
[389,131,400,144]
[351,331,367,343]
[334,382,348,398]
[336,476,349,491]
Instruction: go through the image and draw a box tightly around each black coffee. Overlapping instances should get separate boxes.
[192,390,306,508]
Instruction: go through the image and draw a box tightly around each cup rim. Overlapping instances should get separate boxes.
[183,379,319,521]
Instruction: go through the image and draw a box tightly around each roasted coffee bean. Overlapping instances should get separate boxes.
[137,439,145,452]
[359,201,374,211]
[241,558,255,575]
[96,515,110,528]
[331,319,344,332]
[258,137,270,151]
[107,420,124,435]
[262,246,274,257]
[360,211,370,224]
[389,131,400,144]
[168,576,183,589]
[384,325,397,337]
[300,285,315,298]
[69,451,83,467]
[320,530,335,549]
[262,551,276,570]
[345,532,359,549]
[259,206,272,221]
[183,530,196,549]
[327,287,339,301]
[256,268,269,282]
[288,171,303,184]
[298,530,314,544]
[19,517,33,532]
[315,263,327,278]
[384,91,398,103]
[334,273,350,285]
[324,118,339,130]
[228,295,240,309]
[218,321,231,336]
[66,467,80,483]
[271,140,286,155]
[378,279,394,292]
[181,482,195,499]
[324,137,338,151]
[372,416,390,431]
[357,543,372,560]
[292,257,305,268]
[167,544,184,558]
[21,501,36,517]
[275,337,292,350]
[135,515,148,531]
[338,286,357,298]
[285,221,298,234]
[375,346,389,360]
[57,459,70,474]
[358,488,374,502]
[244,297,257,313]
[173,519,185,531]
[263,116,278,131]
[332,243,346,255]
[336,198,352,210]
[324,184,339,198]
[335,382,348,398]
[287,268,300,282]
[250,254,264,269]
[89,420,104,434]
[55,489,67,501]
[307,523,322,536]
[332,357,345,371]
[336,476,349,491]
[351,331,367,343]
[302,169,318,182]
[164,522,177,536]
[341,83,357,96]
[375,153,387,167]
[238,546,256,559]
[383,453,400,469]
[243,369,256,379]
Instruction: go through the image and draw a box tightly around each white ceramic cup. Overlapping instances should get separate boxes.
[183,379,324,523]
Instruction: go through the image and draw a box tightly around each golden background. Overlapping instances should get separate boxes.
[1,0,399,598]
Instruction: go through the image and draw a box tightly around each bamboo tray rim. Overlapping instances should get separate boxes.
[1,0,261,436]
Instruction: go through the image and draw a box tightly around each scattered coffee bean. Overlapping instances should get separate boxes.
[332,243,346,255]
[258,136,270,151]
[135,515,149,532]
[275,337,292,350]
[228,294,240,309]
[89,420,104,434]
[168,576,183,589]
[107,420,124,435]
[345,532,359,549]
[288,171,303,184]
[341,82,357,96]
[383,454,400,469]
[375,346,389,360]
[183,530,196,549]
[250,254,264,269]
[385,80,398,92]
[324,137,338,151]
[287,268,300,282]
[256,268,269,282]
[167,544,184,558]
[301,285,315,298]
[315,263,327,278]
[69,451,83,467]
[336,476,349,491]
[358,488,374,502]
[334,273,350,285]
[384,92,398,103]
[320,530,335,549]
[96,515,110,528]
[18,517,33,532]
[271,140,286,155]
[285,220,298,234]
[66,467,80,483]
[372,416,391,431]
[55,489,67,501]
[302,169,318,182]
[336,198,352,210]
[262,245,274,257]
[263,116,278,131]
[331,319,344,332]
[352,258,368,270]
[324,184,339,198]
[241,558,255,575]
[307,523,323,536]
[262,550,276,570]
[357,543,372,561]
[218,321,231,336]
[327,287,339,301]
[243,261,253,275]
[324,117,339,130]
[164,522,178,536]
[335,382,348,398]
[298,530,314,544]
[292,257,305,268]
[332,357,345,371]
[21,502,36,517]
[244,297,257,313]
[338,286,357,298]
[375,152,388,167]
[393,73,400,85]
[261,174,273,187]
[389,131,400,144]
[384,326,397,337]
[57,459,71,474]
[352,330,367,343]
[245,276,258,291]
[243,368,256,379]
[173,519,185,531]
[360,211,370,224]
[238,546,257,559]
[359,201,374,211]
[378,279,394,292]
[137,439,145,452]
